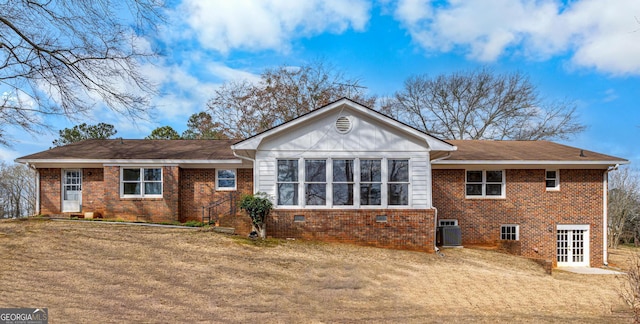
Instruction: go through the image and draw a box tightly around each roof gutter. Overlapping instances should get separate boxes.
[232,150,257,194]
[603,164,619,266]
[431,160,629,165]
[431,152,452,163]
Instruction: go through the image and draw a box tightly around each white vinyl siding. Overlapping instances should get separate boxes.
[411,157,429,207]
[252,108,436,209]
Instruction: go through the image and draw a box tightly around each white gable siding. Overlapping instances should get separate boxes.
[259,110,427,153]
[254,108,434,208]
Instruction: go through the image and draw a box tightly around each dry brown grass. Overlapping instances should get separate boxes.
[0,219,631,323]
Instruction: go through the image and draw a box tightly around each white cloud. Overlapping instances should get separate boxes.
[393,0,640,75]
[177,0,371,53]
[206,62,262,83]
[602,89,618,103]
[0,147,20,163]
[126,57,261,135]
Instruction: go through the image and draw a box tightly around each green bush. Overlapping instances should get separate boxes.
[239,192,273,239]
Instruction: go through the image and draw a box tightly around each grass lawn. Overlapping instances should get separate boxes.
[0,219,633,323]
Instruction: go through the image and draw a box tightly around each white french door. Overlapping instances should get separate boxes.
[62,169,82,212]
[556,224,590,267]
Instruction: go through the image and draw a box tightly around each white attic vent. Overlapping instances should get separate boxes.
[335,116,352,134]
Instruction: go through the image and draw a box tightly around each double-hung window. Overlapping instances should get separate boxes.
[276,158,410,207]
[121,167,162,198]
[305,160,327,205]
[388,159,409,205]
[360,159,382,205]
[466,170,504,198]
[216,169,236,190]
[333,159,354,205]
[277,160,299,205]
[546,170,559,191]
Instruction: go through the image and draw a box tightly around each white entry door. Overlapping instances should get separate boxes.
[62,169,82,212]
[556,224,590,267]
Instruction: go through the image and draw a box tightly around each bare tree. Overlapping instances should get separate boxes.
[392,68,585,140]
[0,162,36,218]
[620,251,640,322]
[608,167,640,249]
[207,61,376,138]
[0,0,163,145]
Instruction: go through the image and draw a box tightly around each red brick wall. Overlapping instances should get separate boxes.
[268,209,436,252]
[39,168,61,215]
[102,166,180,222]
[82,168,105,214]
[432,169,605,267]
[178,168,253,232]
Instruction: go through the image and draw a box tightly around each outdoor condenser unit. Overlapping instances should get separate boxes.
[436,226,462,247]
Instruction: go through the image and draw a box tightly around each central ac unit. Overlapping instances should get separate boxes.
[436,226,462,247]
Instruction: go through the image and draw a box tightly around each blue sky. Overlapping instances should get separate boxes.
[2,0,639,166]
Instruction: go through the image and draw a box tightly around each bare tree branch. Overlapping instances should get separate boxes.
[207,60,377,139]
[392,68,586,140]
[0,0,164,145]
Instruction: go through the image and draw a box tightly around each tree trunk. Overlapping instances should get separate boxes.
[258,224,266,240]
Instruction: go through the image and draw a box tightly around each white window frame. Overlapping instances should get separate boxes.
[332,159,355,206]
[216,169,237,191]
[500,224,519,241]
[277,159,299,206]
[304,159,327,206]
[275,157,411,208]
[360,158,383,206]
[545,169,560,191]
[438,219,458,227]
[465,170,505,198]
[388,159,410,206]
[120,167,163,198]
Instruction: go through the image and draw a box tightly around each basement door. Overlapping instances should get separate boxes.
[556,224,590,267]
[62,169,82,213]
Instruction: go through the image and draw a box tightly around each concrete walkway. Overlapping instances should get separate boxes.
[558,267,625,275]
[52,218,201,229]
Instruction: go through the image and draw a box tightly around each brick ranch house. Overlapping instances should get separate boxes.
[16,98,628,268]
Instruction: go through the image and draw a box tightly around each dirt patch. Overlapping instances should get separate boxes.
[0,219,631,323]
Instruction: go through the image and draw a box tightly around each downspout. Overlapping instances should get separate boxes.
[233,151,257,194]
[603,164,619,266]
[430,152,451,253]
[26,163,39,216]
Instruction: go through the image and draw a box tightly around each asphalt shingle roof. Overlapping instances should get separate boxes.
[16,139,239,161]
[445,140,627,162]
[16,139,628,164]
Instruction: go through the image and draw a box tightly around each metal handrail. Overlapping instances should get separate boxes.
[201,192,237,224]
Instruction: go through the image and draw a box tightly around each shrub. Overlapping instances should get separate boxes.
[239,192,273,239]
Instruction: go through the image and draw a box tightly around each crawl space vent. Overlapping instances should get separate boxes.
[335,116,352,134]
